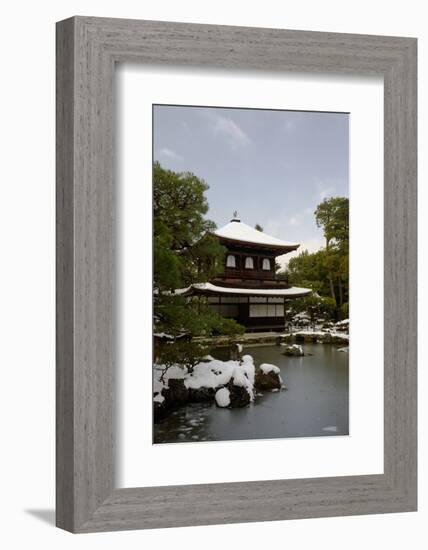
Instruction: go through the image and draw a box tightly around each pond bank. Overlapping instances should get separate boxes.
[195,328,349,347]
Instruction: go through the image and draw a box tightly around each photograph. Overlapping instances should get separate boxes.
[153,104,349,444]
[1,3,418,542]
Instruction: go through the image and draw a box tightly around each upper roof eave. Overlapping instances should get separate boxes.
[209,232,300,253]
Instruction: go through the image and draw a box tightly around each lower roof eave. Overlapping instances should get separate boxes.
[174,282,312,298]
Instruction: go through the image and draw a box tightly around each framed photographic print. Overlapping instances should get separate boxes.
[56,17,417,532]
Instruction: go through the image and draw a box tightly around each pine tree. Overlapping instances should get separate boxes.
[153,163,243,369]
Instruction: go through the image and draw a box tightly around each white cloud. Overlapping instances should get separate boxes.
[204,111,250,150]
[157,147,183,161]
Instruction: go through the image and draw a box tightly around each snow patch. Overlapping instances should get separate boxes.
[231,367,249,388]
[259,363,280,375]
[215,388,231,407]
[175,282,311,297]
[153,393,165,403]
[214,220,298,248]
[241,361,255,385]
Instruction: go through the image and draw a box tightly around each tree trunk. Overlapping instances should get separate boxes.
[338,277,343,308]
[328,275,336,304]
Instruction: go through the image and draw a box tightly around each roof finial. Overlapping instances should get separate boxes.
[231,210,240,223]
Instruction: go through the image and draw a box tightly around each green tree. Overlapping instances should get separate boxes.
[315,197,349,315]
[153,162,225,292]
[287,293,337,326]
[153,163,244,368]
[284,196,349,320]
[315,197,349,252]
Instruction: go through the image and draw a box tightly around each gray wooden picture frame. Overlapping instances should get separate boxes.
[56,16,417,533]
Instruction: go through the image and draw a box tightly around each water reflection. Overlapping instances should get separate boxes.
[153,343,349,444]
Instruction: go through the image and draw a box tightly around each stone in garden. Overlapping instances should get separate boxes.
[153,390,169,422]
[254,363,282,391]
[227,377,252,408]
[188,386,216,403]
[167,378,189,406]
[282,344,304,356]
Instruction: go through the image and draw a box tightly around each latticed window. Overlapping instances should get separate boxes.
[226,254,236,268]
[245,257,254,269]
[262,258,271,270]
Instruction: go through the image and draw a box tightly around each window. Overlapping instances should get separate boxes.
[249,304,267,317]
[262,258,271,270]
[245,257,254,269]
[249,303,285,318]
[250,296,267,303]
[226,254,236,268]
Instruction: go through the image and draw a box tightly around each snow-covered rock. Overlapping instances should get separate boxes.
[282,344,304,356]
[255,364,282,391]
[153,388,169,421]
[154,355,260,416]
[335,319,349,332]
[215,387,231,408]
[259,363,280,375]
[166,378,188,406]
[231,366,249,387]
[153,393,165,404]
[227,379,252,408]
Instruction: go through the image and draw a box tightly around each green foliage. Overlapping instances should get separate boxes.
[287,293,337,324]
[153,162,226,291]
[153,163,244,343]
[315,196,349,252]
[284,196,349,320]
[287,249,330,294]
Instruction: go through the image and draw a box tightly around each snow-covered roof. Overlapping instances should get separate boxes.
[175,282,311,297]
[213,220,299,249]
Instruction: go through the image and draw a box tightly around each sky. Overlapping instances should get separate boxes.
[153,105,349,266]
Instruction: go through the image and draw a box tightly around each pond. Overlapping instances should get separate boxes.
[153,343,349,444]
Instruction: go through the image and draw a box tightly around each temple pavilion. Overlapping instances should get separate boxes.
[179,214,311,332]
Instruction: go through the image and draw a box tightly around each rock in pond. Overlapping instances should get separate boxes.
[282,344,304,356]
[153,390,169,422]
[227,377,252,408]
[188,386,216,403]
[166,378,189,406]
[215,376,253,409]
[254,363,282,391]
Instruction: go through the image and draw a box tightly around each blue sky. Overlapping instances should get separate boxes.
[153,105,348,265]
